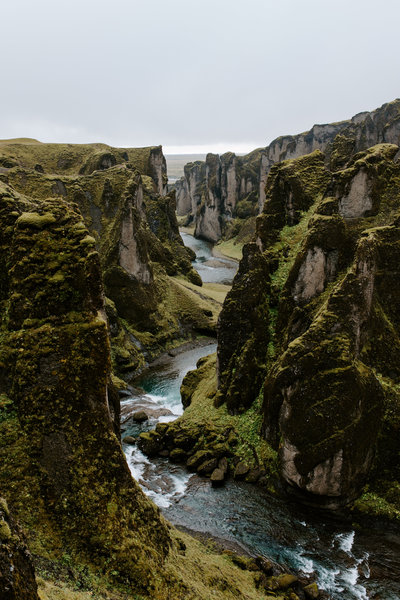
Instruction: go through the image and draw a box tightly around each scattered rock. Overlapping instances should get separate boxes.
[234,461,250,480]
[211,467,226,487]
[255,555,274,575]
[155,422,170,436]
[304,582,320,599]
[122,436,136,445]
[277,574,298,590]
[218,456,229,474]
[186,450,213,471]
[137,431,161,456]
[169,448,187,463]
[246,467,265,483]
[197,457,218,475]
[133,410,148,423]
[265,573,298,591]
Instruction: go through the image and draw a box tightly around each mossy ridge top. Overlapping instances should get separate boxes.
[0,139,162,177]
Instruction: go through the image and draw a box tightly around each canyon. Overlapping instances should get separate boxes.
[1,98,400,600]
[175,99,400,243]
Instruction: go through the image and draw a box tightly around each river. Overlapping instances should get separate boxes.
[121,232,400,600]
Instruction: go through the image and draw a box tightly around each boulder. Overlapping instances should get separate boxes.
[122,436,136,445]
[234,461,250,480]
[137,431,161,456]
[133,410,148,423]
[304,582,320,599]
[186,450,213,471]
[255,556,274,575]
[169,448,187,463]
[210,468,226,487]
[197,458,218,476]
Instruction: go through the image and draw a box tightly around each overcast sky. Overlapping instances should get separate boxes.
[1,0,399,154]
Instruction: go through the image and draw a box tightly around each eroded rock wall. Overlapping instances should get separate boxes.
[0,142,207,377]
[216,143,400,509]
[0,497,39,600]
[176,150,261,242]
[176,99,400,243]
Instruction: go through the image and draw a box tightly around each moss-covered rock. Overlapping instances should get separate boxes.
[0,495,39,600]
[214,143,400,510]
[0,182,171,594]
[0,143,210,379]
[176,98,400,246]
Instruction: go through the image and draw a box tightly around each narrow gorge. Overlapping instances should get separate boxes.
[1,97,400,600]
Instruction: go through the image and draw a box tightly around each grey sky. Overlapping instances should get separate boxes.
[1,0,399,153]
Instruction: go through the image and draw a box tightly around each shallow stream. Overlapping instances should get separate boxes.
[121,232,400,600]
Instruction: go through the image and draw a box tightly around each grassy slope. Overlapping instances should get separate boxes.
[36,527,283,600]
[215,238,244,261]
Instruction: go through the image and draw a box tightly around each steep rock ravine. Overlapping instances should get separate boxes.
[176,99,400,243]
[123,231,400,600]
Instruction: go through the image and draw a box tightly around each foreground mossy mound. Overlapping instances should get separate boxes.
[138,353,278,489]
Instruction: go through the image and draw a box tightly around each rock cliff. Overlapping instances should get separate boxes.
[0,141,280,600]
[176,149,261,242]
[0,181,171,591]
[0,140,208,379]
[216,142,400,510]
[176,99,400,243]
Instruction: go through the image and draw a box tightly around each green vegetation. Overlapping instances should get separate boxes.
[146,354,278,482]
[211,142,400,513]
[215,238,243,261]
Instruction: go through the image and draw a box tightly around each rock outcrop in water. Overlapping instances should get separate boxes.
[176,99,400,244]
[216,142,400,510]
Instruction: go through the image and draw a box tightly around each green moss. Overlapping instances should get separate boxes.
[353,492,400,520]
[269,205,317,293]
[158,354,277,478]
[0,519,11,540]
[17,212,57,229]
[0,497,9,516]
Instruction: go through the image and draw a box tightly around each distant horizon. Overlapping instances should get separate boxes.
[163,143,259,156]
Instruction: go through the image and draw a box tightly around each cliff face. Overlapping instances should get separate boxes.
[176,150,261,242]
[0,143,280,600]
[216,142,400,510]
[0,497,39,600]
[0,141,208,378]
[0,182,171,591]
[176,99,400,243]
